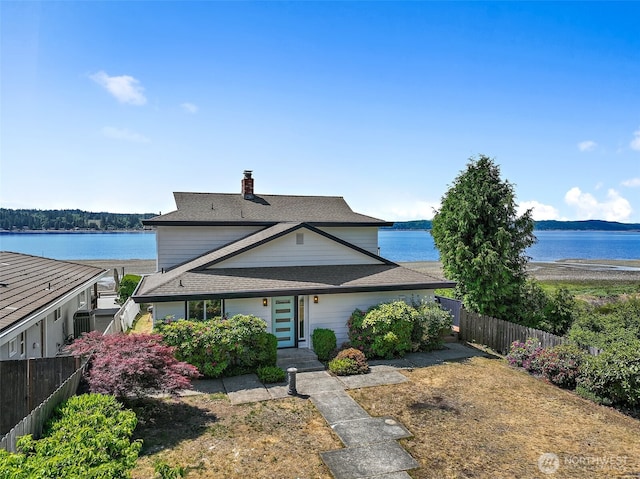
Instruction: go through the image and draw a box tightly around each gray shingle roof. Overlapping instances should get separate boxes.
[137,222,394,295]
[134,264,454,302]
[143,193,391,226]
[0,252,107,334]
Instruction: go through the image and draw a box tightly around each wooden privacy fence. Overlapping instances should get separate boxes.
[435,296,462,327]
[0,359,87,452]
[0,356,81,436]
[459,309,567,354]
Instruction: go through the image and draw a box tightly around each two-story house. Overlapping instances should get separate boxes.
[133,171,453,348]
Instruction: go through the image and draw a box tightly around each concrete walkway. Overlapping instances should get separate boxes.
[178,342,490,479]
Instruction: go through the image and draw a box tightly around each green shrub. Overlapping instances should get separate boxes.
[577,340,640,408]
[328,358,359,376]
[154,460,186,479]
[117,274,141,305]
[257,365,286,383]
[362,301,417,359]
[411,300,453,351]
[312,328,337,361]
[329,347,369,375]
[539,287,577,335]
[538,344,585,389]
[157,314,277,378]
[0,394,141,478]
[505,338,542,370]
[347,307,376,357]
[574,385,612,406]
[568,297,640,350]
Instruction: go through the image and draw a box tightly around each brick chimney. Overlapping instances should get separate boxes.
[241,170,254,199]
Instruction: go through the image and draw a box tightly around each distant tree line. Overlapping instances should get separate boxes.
[384,219,640,231]
[0,209,157,231]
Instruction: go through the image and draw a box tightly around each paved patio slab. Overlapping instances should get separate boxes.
[311,390,370,425]
[359,472,413,479]
[178,378,225,396]
[331,416,412,447]
[320,441,419,479]
[222,374,271,404]
[296,370,344,395]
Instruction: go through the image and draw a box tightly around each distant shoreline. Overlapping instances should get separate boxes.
[0,230,153,234]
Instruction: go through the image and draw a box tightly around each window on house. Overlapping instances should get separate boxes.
[19,332,25,357]
[296,233,304,245]
[54,307,61,321]
[187,299,222,321]
[298,296,305,340]
[9,338,17,357]
[78,290,86,308]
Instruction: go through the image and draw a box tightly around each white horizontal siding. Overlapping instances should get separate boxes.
[156,226,262,270]
[153,302,186,325]
[224,298,270,328]
[317,226,379,255]
[308,290,435,347]
[213,228,382,268]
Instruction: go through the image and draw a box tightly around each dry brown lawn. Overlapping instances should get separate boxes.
[129,356,639,479]
[130,394,339,479]
[351,357,640,479]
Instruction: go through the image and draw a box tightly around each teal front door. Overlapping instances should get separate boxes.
[272,296,295,348]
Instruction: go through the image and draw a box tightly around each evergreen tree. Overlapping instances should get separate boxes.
[431,155,536,322]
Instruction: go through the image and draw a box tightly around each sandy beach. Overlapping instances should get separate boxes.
[76,258,640,291]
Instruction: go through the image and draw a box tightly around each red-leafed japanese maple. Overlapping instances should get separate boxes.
[66,331,200,400]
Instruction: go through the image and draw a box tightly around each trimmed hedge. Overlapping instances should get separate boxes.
[349,300,452,359]
[157,314,277,378]
[328,348,369,375]
[0,394,141,478]
[312,328,336,361]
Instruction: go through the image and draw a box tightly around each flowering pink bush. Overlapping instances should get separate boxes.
[539,345,585,389]
[506,338,542,370]
[66,331,200,400]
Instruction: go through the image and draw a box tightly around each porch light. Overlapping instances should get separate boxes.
[313,295,319,304]
[263,298,268,307]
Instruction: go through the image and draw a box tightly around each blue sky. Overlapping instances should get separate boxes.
[1,1,639,222]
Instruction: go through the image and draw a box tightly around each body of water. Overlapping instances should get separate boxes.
[1,230,638,262]
[0,232,156,260]
[379,229,640,262]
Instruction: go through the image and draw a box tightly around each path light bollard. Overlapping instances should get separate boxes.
[287,367,298,396]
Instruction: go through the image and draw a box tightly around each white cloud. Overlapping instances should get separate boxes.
[181,102,198,113]
[578,140,597,152]
[101,126,150,143]
[518,201,560,221]
[630,129,640,151]
[622,177,640,188]
[564,187,632,222]
[90,71,147,105]
[381,200,440,221]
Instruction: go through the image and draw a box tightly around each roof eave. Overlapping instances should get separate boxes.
[142,220,392,227]
[133,281,456,304]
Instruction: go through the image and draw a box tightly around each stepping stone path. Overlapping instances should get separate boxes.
[312,390,418,479]
[177,343,492,478]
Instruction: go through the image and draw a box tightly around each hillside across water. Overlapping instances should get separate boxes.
[384,219,640,231]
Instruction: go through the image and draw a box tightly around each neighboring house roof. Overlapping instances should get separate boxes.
[0,252,107,336]
[133,223,454,303]
[142,192,392,226]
